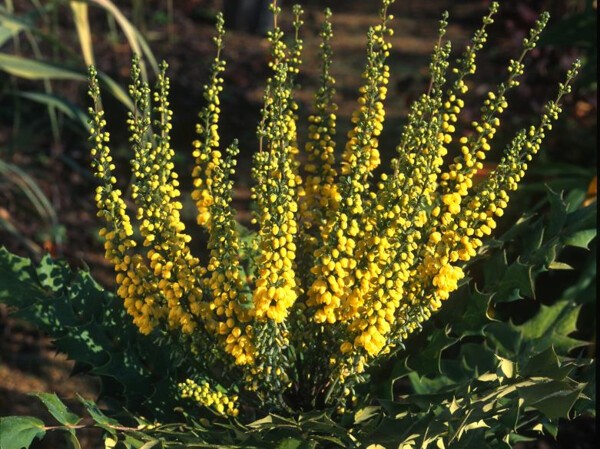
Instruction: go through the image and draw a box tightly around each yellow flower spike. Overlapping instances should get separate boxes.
[133,60,205,335]
[252,3,301,323]
[192,13,226,231]
[89,2,578,413]
[439,9,550,205]
[300,7,338,242]
[301,1,401,387]
[89,65,159,333]
[457,62,580,253]
[247,2,304,404]
[204,140,255,365]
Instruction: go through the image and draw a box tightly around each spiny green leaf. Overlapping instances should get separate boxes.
[520,347,575,381]
[496,402,520,432]
[405,326,455,376]
[0,246,182,420]
[560,249,596,305]
[247,415,274,428]
[94,348,149,389]
[459,343,498,376]
[445,288,494,336]
[33,393,81,426]
[563,202,597,234]
[517,300,586,354]
[53,319,112,367]
[67,270,106,319]
[408,370,454,394]
[0,416,46,449]
[545,189,568,238]
[573,360,596,416]
[563,229,597,250]
[521,221,546,258]
[14,294,75,335]
[493,258,535,302]
[455,419,490,442]
[36,253,71,292]
[483,322,522,359]
[312,435,345,447]
[518,380,584,419]
[0,247,40,305]
[498,213,536,242]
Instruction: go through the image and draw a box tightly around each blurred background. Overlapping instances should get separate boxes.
[0,0,596,447]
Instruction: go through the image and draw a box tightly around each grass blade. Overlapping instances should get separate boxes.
[0,53,86,80]
[70,1,95,66]
[97,71,134,110]
[87,0,159,78]
[0,159,58,228]
[17,91,90,129]
[0,11,27,47]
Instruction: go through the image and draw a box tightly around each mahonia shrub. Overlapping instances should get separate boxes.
[87,0,581,414]
[1,1,595,449]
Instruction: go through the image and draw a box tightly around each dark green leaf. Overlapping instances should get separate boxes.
[498,213,536,242]
[484,322,522,359]
[405,326,455,376]
[545,189,568,239]
[519,380,584,419]
[0,247,41,306]
[459,343,498,376]
[563,229,596,250]
[563,203,597,235]
[275,438,313,449]
[53,320,112,367]
[445,288,494,336]
[517,300,585,354]
[494,259,535,302]
[520,347,575,381]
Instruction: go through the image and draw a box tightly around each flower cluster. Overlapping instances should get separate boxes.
[191,14,255,367]
[179,379,239,417]
[89,0,579,414]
